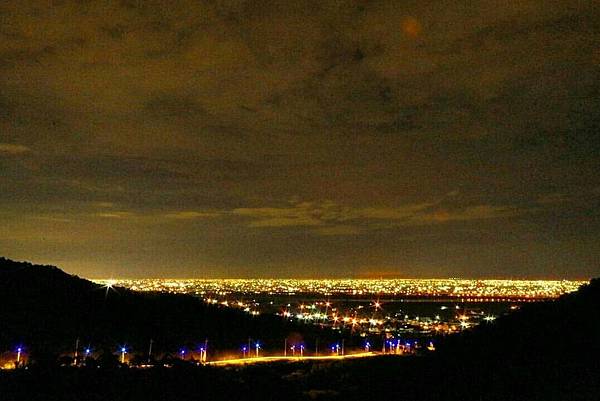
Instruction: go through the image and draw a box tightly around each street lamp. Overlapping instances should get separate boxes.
[120,347,127,364]
[198,345,208,363]
[202,339,208,363]
[73,338,80,366]
[255,342,261,358]
[300,344,304,358]
[16,347,22,365]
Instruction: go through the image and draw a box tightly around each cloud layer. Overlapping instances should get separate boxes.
[1,1,599,278]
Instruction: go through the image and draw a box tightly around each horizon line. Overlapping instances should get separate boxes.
[88,276,591,282]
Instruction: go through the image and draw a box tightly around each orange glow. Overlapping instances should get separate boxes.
[401,17,422,37]
[207,352,377,366]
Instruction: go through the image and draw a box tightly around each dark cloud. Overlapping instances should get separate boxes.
[0,0,599,278]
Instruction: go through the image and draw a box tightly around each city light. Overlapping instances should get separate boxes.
[90,278,586,341]
[95,278,585,300]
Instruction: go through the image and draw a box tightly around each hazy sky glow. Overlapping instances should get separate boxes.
[1,1,599,278]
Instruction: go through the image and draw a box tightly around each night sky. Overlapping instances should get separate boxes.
[1,1,599,279]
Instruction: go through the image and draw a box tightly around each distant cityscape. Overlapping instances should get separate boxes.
[95,278,586,338]
[0,279,587,369]
[0,276,590,372]
[95,278,584,298]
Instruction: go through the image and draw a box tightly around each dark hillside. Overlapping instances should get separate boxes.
[296,278,600,401]
[0,257,335,359]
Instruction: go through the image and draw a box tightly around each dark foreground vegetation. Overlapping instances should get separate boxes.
[1,257,599,400]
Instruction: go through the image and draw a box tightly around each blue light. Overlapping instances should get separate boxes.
[121,347,126,353]
[17,347,22,353]
[85,348,91,355]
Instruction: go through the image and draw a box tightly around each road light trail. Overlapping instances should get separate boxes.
[206,351,380,366]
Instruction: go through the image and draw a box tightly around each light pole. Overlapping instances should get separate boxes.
[291,345,295,357]
[16,347,22,366]
[242,346,248,358]
[300,344,304,358]
[365,341,371,352]
[73,338,79,366]
[200,346,208,363]
[120,347,127,364]
[255,342,260,358]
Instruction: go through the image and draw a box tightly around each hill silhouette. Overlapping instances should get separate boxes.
[0,257,340,363]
